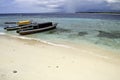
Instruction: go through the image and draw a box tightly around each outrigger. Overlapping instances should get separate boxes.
[4,20,31,31]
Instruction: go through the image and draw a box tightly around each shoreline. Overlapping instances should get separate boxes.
[0,35,120,80]
[1,34,120,62]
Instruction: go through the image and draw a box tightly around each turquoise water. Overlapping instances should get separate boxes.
[0,13,120,50]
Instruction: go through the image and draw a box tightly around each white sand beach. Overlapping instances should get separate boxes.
[0,35,120,80]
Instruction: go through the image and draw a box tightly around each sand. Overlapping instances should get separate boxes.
[0,35,120,80]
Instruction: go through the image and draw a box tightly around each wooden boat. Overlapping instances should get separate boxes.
[4,20,32,31]
[17,22,55,33]
[4,26,20,31]
[18,22,57,35]
[4,25,30,31]
[4,23,36,31]
[4,22,17,24]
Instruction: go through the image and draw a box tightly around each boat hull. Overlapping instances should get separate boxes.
[4,24,34,31]
[19,25,56,35]
[4,27,20,31]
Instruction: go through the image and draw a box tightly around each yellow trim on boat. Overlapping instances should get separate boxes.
[17,20,31,26]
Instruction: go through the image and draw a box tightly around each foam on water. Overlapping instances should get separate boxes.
[0,32,6,35]
[2,33,73,49]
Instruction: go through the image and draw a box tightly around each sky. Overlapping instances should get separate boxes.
[0,0,120,13]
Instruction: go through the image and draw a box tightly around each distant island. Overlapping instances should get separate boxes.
[76,12,120,14]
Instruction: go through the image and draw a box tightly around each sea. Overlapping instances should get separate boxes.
[0,13,120,50]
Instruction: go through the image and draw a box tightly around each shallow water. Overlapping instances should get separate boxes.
[0,13,120,50]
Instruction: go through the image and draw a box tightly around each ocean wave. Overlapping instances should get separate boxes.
[17,36,73,49]
[40,40,72,48]
[0,32,6,35]
[0,33,73,49]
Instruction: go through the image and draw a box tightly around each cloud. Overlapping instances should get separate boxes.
[106,0,120,10]
[0,0,120,13]
[14,0,108,12]
[13,0,64,12]
[63,0,120,12]
[63,0,109,12]
[106,0,120,3]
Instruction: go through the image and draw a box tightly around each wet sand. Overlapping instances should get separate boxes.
[0,35,120,80]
